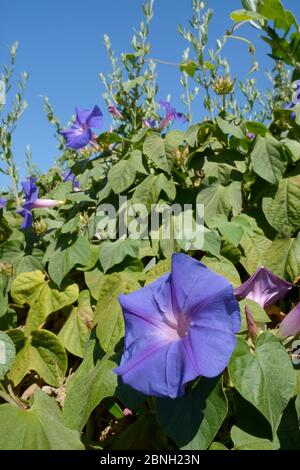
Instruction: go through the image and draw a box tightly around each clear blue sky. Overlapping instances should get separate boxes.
[0,0,297,189]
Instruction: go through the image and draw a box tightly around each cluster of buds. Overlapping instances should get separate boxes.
[33,219,48,235]
[0,260,13,277]
[80,211,89,226]
[175,145,189,165]
[212,75,235,96]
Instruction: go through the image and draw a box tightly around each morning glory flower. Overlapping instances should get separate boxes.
[234,266,293,308]
[108,105,123,120]
[17,177,63,230]
[159,100,188,129]
[0,198,7,209]
[60,106,103,150]
[62,170,80,190]
[279,303,300,339]
[115,253,240,398]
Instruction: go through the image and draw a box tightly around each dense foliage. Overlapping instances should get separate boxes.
[1,0,300,450]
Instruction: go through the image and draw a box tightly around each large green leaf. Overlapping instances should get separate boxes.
[263,234,300,282]
[58,290,93,358]
[197,180,241,223]
[201,255,241,287]
[262,176,300,235]
[63,338,118,431]
[229,333,296,436]
[99,238,140,273]
[133,174,176,212]
[157,377,227,450]
[231,426,278,450]
[0,331,16,379]
[11,270,79,333]
[143,133,171,173]
[0,390,84,450]
[108,151,147,194]
[94,272,140,353]
[251,135,286,185]
[8,329,67,387]
[48,235,91,286]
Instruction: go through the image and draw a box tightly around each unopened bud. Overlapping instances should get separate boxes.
[212,75,235,95]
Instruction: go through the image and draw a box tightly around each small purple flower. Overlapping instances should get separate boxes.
[142,118,157,129]
[115,253,240,398]
[0,198,7,209]
[159,100,188,129]
[108,105,123,120]
[17,177,63,230]
[279,303,300,339]
[60,106,103,150]
[62,170,80,190]
[286,80,300,120]
[247,132,255,140]
[234,266,293,308]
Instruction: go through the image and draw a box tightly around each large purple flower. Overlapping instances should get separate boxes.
[279,303,300,339]
[17,177,63,230]
[62,170,80,190]
[60,106,103,150]
[159,100,188,129]
[115,253,240,398]
[0,198,7,209]
[234,266,292,308]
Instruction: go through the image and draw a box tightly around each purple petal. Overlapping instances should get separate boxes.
[234,266,293,308]
[279,303,300,339]
[21,177,38,203]
[0,198,7,209]
[61,126,92,149]
[175,112,188,123]
[17,208,33,230]
[32,199,61,209]
[76,105,103,129]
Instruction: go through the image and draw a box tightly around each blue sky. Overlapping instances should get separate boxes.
[0,0,297,188]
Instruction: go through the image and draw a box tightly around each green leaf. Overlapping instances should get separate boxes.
[58,290,93,358]
[123,76,145,93]
[8,329,67,387]
[108,159,136,193]
[216,116,245,139]
[231,426,278,450]
[0,331,16,379]
[63,338,118,431]
[239,299,271,331]
[229,333,296,436]
[201,255,241,287]
[239,226,271,275]
[282,138,300,162]
[11,270,79,334]
[99,238,140,273]
[133,174,176,212]
[203,228,221,258]
[230,9,265,22]
[143,133,172,173]
[84,267,104,300]
[94,272,140,353]
[251,135,287,185]
[48,235,91,286]
[144,258,171,284]
[157,377,227,450]
[262,176,300,235]
[0,390,84,450]
[197,180,241,223]
[263,234,300,282]
[245,121,268,136]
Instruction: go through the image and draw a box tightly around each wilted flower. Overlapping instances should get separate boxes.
[234,266,292,308]
[108,105,123,120]
[17,177,63,230]
[62,170,80,190]
[0,198,7,209]
[142,117,157,129]
[60,106,103,150]
[115,253,240,398]
[279,303,300,339]
[159,100,188,129]
[245,305,259,341]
